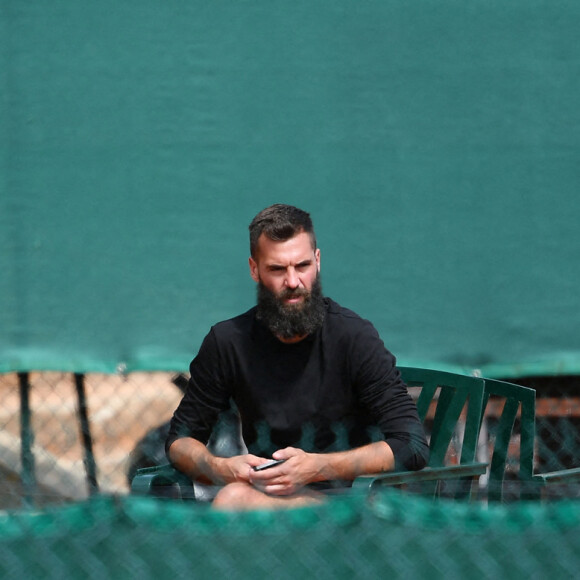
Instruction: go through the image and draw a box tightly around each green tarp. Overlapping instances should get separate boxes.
[2,1,580,377]
[2,492,580,578]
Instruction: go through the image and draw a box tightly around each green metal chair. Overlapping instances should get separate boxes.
[352,367,488,497]
[131,369,580,503]
[131,367,489,500]
[131,406,242,501]
[482,378,580,502]
[130,463,196,499]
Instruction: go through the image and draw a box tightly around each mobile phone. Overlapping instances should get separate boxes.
[252,459,286,471]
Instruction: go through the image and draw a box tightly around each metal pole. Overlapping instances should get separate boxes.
[74,373,99,495]
[18,372,36,506]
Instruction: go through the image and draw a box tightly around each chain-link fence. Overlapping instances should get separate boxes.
[2,486,580,578]
[0,372,184,509]
[1,371,580,577]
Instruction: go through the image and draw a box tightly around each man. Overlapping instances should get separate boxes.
[167,204,428,510]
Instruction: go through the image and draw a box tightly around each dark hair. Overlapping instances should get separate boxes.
[249,204,317,258]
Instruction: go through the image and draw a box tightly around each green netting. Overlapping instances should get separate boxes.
[2,0,580,377]
[2,492,580,578]
[2,370,580,577]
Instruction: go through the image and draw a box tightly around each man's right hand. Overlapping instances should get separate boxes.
[209,454,265,484]
[168,437,271,485]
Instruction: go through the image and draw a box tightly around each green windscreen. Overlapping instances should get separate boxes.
[2,493,580,577]
[2,1,580,377]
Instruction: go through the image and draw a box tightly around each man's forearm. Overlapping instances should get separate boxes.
[169,437,265,485]
[312,441,395,482]
[168,437,227,484]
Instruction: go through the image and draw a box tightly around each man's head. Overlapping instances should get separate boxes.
[248,204,324,342]
[249,204,317,260]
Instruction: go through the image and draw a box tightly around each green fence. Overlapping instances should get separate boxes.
[1,370,580,579]
[2,492,580,578]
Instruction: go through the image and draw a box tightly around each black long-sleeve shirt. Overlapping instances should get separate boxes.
[167,298,429,471]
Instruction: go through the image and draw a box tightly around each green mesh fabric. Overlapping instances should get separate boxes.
[2,1,580,377]
[1,492,580,578]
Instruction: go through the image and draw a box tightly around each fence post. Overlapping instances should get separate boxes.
[18,372,36,507]
[74,373,99,495]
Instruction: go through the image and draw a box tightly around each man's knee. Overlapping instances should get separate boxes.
[212,482,263,510]
[212,482,326,511]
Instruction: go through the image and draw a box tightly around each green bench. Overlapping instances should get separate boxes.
[484,377,580,501]
[131,367,580,502]
[353,367,487,498]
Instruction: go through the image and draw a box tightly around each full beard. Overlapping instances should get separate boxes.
[256,275,326,340]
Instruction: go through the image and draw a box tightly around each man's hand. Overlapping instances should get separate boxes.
[248,447,322,496]
[247,440,396,496]
[169,437,268,485]
[211,454,265,484]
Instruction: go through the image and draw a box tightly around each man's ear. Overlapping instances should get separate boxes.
[315,248,321,272]
[249,256,260,283]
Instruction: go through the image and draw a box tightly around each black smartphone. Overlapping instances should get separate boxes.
[252,459,286,471]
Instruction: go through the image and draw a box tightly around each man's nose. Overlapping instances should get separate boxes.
[285,268,300,289]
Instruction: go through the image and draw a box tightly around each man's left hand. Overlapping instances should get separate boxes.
[248,447,323,496]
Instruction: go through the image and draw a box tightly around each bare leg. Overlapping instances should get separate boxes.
[212,482,326,511]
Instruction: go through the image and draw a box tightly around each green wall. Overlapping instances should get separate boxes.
[2,1,580,377]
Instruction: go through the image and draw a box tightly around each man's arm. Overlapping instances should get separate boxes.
[248,441,395,496]
[168,437,265,485]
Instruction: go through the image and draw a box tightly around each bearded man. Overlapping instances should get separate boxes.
[166,204,428,510]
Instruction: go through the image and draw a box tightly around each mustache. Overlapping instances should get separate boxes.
[279,287,309,300]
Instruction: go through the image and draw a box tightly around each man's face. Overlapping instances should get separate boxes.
[249,231,320,305]
[249,231,324,340]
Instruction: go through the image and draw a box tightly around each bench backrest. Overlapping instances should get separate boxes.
[399,367,485,468]
[482,378,536,501]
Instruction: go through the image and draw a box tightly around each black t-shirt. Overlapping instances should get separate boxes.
[167,298,429,471]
